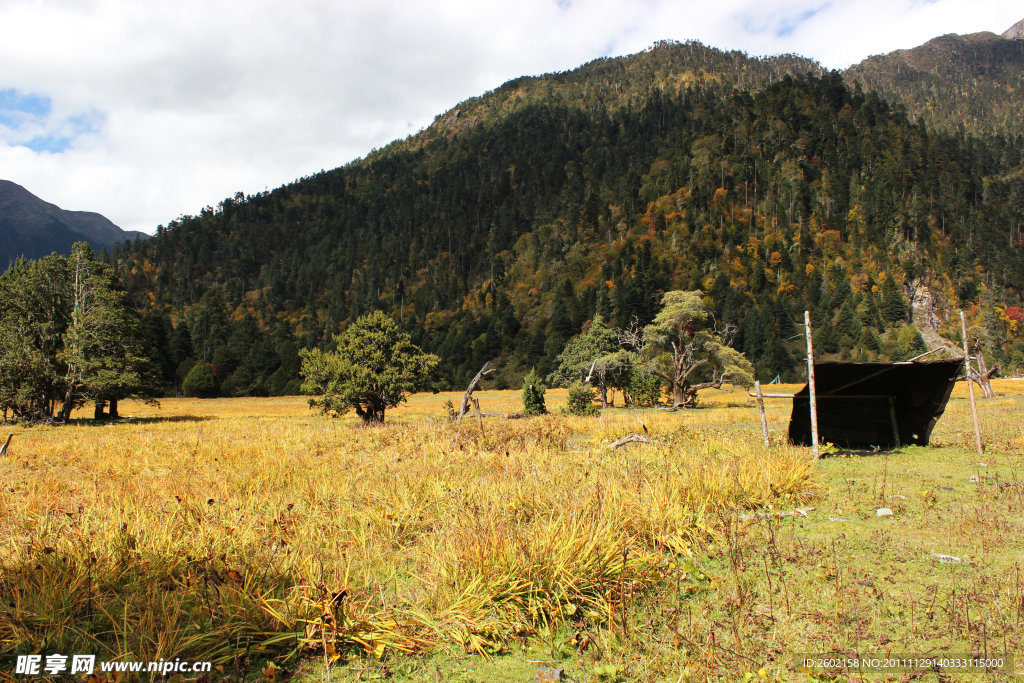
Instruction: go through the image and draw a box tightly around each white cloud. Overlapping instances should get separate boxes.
[0,0,1018,233]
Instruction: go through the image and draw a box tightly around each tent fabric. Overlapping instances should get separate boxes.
[788,359,964,450]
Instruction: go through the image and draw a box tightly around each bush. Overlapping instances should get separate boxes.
[182,362,219,398]
[563,382,599,416]
[625,368,662,407]
[521,369,547,415]
[299,311,439,423]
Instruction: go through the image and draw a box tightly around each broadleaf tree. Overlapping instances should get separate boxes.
[549,315,622,407]
[620,290,754,408]
[299,311,439,423]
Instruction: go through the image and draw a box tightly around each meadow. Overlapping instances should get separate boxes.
[1,382,1022,682]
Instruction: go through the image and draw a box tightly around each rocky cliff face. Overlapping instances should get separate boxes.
[1004,18,1024,40]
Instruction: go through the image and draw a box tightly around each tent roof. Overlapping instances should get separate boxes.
[788,359,963,450]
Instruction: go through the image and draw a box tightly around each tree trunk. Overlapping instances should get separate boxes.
[672,383,686,408]
[974,353,997,399]
[94,400,107,421]
[57,388,77,423]
[109,398,119,419]
[356,402,385,424]
[598,383,609,409]
[459,362,494,419]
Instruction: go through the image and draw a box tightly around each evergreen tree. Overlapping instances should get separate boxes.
[521,369,547,415]
[564,382,599,416]
[881,273,906,325]
[299,311,439,423]
[837,301,861,341]
[182,362,219,398]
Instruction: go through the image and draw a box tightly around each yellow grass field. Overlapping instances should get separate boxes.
[1,381,1022,682]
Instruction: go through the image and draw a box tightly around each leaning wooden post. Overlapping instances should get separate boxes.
[754,380,769,446]
[0,433,11,457]
[960,311,984,457]
[471,397,484,435]
[804,311,819,459]
[458,361,494,420]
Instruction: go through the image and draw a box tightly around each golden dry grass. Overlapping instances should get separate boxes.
[0,387,816,676]
[1,380,1021,681]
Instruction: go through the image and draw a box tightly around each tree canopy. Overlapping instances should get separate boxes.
[0,243,157,422]
[623,290,755,407]
[299,311,438,423]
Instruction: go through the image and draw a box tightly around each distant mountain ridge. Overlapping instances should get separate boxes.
[0,180,146,266]
[846,22,1024,137]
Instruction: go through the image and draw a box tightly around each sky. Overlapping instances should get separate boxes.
[0,0,1019,234]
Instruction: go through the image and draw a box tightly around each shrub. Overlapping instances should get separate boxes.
[521,369,547,415]
[563,382,599,416]
[299,311,439,424]
[626,368,662,407]
[182,362,219,398]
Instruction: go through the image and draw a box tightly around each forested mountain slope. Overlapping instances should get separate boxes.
[846,26,1024,137]
[110,41,1024,397]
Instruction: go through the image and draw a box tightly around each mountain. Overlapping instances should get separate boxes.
[0,180,147,266]
[106,36,1024,398]
[845,25,1024,137]
[1004,18,1024,40]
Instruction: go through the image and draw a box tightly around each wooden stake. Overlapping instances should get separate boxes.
[888,396,901,449]
[754,380,769,446]
[961,311,984,457]
[471,397,484,434]
[804,311,819,459]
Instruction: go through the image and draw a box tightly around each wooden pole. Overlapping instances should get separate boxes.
[472,398,484,434]
[754,380,769,446]
[960,311,984,457]
[887,396,901,449]
[804,311,819,459]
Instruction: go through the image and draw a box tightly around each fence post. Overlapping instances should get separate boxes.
[804,311,819,459]
[755,380,769,446]
[960,311,984,457]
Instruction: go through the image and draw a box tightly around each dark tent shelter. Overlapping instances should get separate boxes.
[788,359,964,450]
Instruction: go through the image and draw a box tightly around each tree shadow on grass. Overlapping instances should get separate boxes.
[74,415,215,427]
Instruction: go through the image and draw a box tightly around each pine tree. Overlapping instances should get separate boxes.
[837,301,861,340]
[881,273,906,325]
[521,369,547,415]
[564,382,599,416]
[57,243,156,421]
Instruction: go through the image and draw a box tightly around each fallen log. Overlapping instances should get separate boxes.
[609,433,650,450]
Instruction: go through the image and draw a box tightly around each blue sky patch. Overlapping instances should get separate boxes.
[741,3,831,39]
[0,89,52,127]
[775,6,826,37]
[23,134,72,153]
[0,88,104,153]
